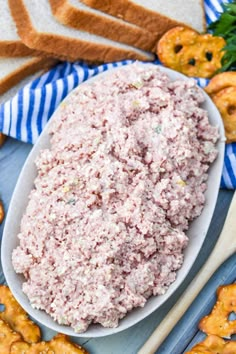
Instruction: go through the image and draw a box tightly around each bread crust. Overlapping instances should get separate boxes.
[0,57,57,95]
[50,0,157,52]
[9,0,154,62]
[82,0,206,35]
[0,41,35,57]
[200,0,207,31]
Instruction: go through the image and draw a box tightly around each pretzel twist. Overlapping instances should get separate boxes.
[157,26,226,78]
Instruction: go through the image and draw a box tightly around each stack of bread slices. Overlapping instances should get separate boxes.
[0,0,206,102]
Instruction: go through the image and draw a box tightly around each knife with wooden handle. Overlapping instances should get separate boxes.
[138,191,236,354]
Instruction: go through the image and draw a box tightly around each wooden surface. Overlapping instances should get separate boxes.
[0,137,234,354]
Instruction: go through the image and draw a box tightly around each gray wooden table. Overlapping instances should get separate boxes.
[0,137,234,354]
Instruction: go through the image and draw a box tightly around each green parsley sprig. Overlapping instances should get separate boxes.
[208,1,236,72]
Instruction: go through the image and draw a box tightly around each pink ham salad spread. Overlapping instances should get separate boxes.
[12,63,219,333]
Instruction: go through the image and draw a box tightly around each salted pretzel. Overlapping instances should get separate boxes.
[10,333,89,354]
[205,72,236,95]
[0,286,89,353]
[199,284,236,337]
[157,26,226,78]
[211,87,236,143]
[157,26,198,70]
[0,285,41,343]
[0,319,22,354]
[186,334,236,354]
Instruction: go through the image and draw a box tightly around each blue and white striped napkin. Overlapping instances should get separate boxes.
[0,0,235,188]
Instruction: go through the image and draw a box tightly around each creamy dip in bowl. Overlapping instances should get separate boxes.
[2,62,225,337]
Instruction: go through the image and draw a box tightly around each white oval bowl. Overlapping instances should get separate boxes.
[1,63,225,337]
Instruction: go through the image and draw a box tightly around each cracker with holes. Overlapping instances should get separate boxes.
[199,284,236,338]
[186,334,236,354]
[0,285,41,343]
[10,333,89,354]
[0,318,22,354]
[157,26,226,78]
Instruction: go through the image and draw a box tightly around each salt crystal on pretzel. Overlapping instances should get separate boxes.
[157,26,226,78]
[199,284,236,338]
[0,285,41,343]
[10,333,89,354]
[0,318,22,354]
[10,341,30,353]
[205,72,236,95]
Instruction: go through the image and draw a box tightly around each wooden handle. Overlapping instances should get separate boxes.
[138,192,236,354]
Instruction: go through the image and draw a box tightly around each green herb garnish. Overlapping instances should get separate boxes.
[154,125,162,134]
[66,198,76,205]
[208,1,236,72]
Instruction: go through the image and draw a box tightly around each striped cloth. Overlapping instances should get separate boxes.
[0,0,234,188]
